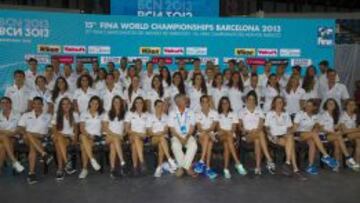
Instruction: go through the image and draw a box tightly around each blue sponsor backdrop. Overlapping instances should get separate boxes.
[0,9,334,95]
[111,0,220,17]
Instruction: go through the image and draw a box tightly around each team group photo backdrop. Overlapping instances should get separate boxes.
[0,8,334,95]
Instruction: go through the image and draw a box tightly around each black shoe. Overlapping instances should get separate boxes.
[132,167,140,177]
[281,163,292,176]
[43,154,54,165]
[140,162,147,174]
[110,170,122,179]
[65,161,76,175]
[56,170,65,181]
[293,171,307,181]
[27,173,38,185]
[119,164,126,177]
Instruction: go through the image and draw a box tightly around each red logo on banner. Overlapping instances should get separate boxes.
[151,57,173,64]
[51,55,74,64]
[246,58,266,65]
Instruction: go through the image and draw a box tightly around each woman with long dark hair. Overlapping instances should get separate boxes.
[78,96,104,179]
[228,71,245,112]
[217,96,247,179]
[188,73,207,113]
[125,96,149,176]
[146,75,170,113]
[50,77,72,113]
[319,98,359,171]
[263,74,280,113]
[103,96,127,178]
[52,97,79,181]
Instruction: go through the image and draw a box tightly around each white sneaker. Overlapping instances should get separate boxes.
[12,161,24,173]
[254,168,262,175]
[162,162,175,174]
[346,158,360,171]
[224,168,231,179]
[235,163,247,176]
[154,166,162,178]
[90,158,101,171]
[168,158,177,171]
[78,169,88,179]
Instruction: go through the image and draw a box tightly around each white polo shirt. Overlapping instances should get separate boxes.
[168,108,196,137]
[278,75,290,89]
[218,112,238,131]
[18,111,52,135]
[263,86,280,113]
[29,88,52,112]
[124,87,145,106]
[5,84,32,114]
[146,113,168,134]
[95,80,106,91]
[145,88,170,113]
[141,71,158,91]
[320,83,349,109]
[265,111,292,136]
[51,91,73,112]
[244,86,263,105]
[0,111,21,131]
[259,73,271,87]
[319,111,335,132]
[239,107,264,131]
[210,86,229,109]
[339,112,357,129]
[228,87,245,113]
[195,110,219,130]
[64,74,78,93]
[168,85,180,111]
[25,70,38,90]
[102,112,125,135]
[100,85,124,111]
[293,111,319,132]
[80,111,104,136]
[188,86,206,113]
[124,111,149,134]
[51,112,80,136]
[281,87,305,115]
[73,88,99,114]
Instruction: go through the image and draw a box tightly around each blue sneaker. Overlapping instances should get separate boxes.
[321,156,338,169]
[194,161,206,174]
[306,165,319,175]
[205,168,218,179]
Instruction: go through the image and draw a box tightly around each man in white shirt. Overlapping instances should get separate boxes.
[141,61,158,91]
[18,97,52,184]
[100,73,124,111]
[318,60,339,91]
[25,58,39,91]
[5,70,31,114]
[259,61,272,87]
[0,96,25,173]
[51,57,62,78]
[320,69,349,109]
[168,94,198,177]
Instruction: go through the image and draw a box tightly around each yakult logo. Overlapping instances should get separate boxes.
[163,47,184,55]
[63,46,86,54]
[257,49,278,57]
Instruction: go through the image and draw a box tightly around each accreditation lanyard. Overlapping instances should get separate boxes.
[176,111,188,134]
